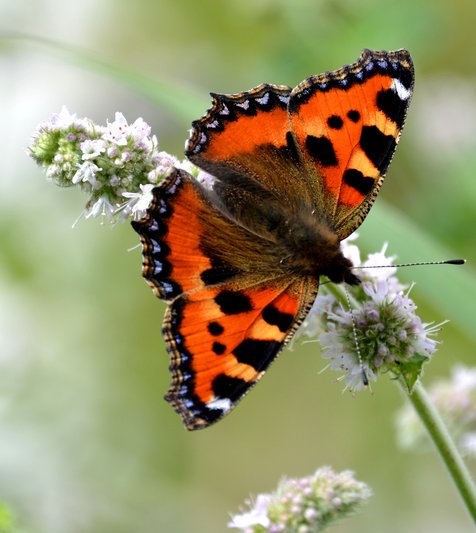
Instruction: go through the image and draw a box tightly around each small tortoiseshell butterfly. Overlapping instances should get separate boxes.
[132,49,414,430]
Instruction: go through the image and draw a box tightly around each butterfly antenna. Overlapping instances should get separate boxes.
[353,258,466,270]
[343,285,369,388]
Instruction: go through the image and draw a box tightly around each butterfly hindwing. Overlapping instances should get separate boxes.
[132,168,319,429]
[288,49,414,238]
[163,278,318,430]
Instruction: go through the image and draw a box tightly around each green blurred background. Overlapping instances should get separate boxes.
[1,1,476,531]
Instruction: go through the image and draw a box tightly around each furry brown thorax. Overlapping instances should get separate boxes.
[276,211,360,285]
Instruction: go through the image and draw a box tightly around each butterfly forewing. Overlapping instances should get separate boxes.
[185,84,317,212]
[288,49,414,238]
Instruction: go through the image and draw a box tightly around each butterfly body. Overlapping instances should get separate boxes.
[201,170,358,283]
[132,49,414,430]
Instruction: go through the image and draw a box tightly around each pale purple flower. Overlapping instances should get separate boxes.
[121,184,155,221]
[228,494,271,530]
[229,467,371,532]
[72,161,101,186]
[298,239,442,392]
[80,139,106,160]
[129,117,152,141]
[30,109,172,223]
[196,169,216,190]
[50,105,79,130]
[155,151,179,176]
[85,196,115,221]
[103,112,129,146]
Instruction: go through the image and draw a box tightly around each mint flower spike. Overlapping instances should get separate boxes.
[29,107,208,224]
[298,237,444,392]
[228,467,371,533]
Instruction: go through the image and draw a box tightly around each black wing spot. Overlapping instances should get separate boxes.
[343,169,375,195]
[233,339,280,371]
[212,374,250,402]
[214,291,253,315]
[360,125,396,173]
[200,259,239,285]
[347,110,360,122]
[327,115,344,129]
[262,304,294,333]
[212,342,226,355]
[208,321,224,336]
[377,88,406,128]
[305,135,338,166]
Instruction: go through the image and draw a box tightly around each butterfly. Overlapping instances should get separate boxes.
[132,49,414,430]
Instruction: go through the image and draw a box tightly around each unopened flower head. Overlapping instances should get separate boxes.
[299,238,443,392]
[397,365,476,457]
[228,467,371,532]
[29,107,201,223]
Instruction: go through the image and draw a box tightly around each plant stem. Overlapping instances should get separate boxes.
[400,377,476,523]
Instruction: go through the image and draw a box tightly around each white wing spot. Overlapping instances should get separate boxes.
[207,397,232,412]
[148,220,159,232]
[256,92,270,105]
[392,78,411,101]
[236,100,250,110]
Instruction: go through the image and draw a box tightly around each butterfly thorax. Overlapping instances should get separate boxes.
[209,180,360,286]
[277,212,360,286]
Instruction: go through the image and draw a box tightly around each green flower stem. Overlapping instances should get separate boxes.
[400,377,476,523]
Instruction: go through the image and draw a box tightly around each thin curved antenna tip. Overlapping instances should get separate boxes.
[352,258,466,270]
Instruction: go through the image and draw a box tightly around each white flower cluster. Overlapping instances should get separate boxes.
[29,107,211,223]
[299,237,443,392]
[228,466,371,532]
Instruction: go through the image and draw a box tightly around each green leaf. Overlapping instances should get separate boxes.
[396,353,429,393]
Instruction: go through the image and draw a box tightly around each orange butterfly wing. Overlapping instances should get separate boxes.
[186,49,414,237]
[288,48,414,237]
[132,169,318,430]
[186,83,315,212]
[134,49,415,429]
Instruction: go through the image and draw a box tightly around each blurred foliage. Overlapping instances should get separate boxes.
[1,0,476,532]
[0,504,13,533]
